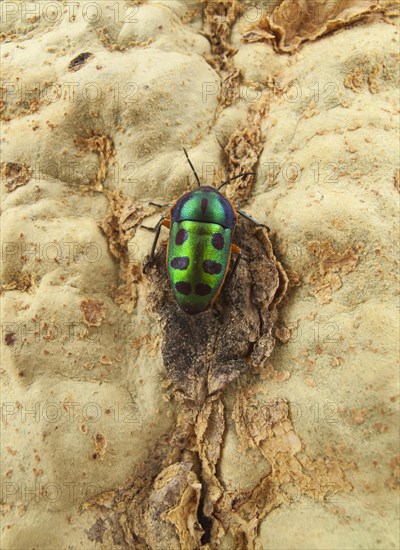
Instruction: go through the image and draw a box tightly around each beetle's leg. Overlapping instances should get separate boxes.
[141,217,171,232]
[225,244,242,287]
[143,216,170,273]
[237,209,270,232]
[141,224,158,232]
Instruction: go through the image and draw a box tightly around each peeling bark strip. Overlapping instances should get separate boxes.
[74,134,115,191]
[100,190,153,313]
[140,220,289,546]
[202,1,273,200]
[242,0,399,52]
[202,0,243,110]
[224,92,270,203]
[202,0,241,70]
[80,374,353,549]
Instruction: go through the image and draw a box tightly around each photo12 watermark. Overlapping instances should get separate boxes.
[2,400,143,425]
[2,480,103,504]
[1,1,141,24]
[202,79,342,106]
[1,81,143,106]
[1,239,139,265]
[2,319,142,346]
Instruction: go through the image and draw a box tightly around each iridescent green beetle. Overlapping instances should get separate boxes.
[144,149,266,315]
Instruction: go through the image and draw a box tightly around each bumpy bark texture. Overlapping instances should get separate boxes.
[1,1,399,549]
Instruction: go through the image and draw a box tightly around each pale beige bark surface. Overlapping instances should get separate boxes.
[1,1,399,549]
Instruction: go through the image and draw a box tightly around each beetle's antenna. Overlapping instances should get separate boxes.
[183,147,201,187]
[217,172,256,191]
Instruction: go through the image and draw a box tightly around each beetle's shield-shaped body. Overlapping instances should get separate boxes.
[167,186,236,314]
[167,221,232,314]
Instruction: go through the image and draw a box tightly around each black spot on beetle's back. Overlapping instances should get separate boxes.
[171,257,189,270]
[201,198,208,215]
[211,233,224,250]
[176,281,191,295]
[203,260,222,275]
[175,228,188,245]
[195,283,212,296]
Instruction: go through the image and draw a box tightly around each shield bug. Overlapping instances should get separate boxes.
[144,149,267,314]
